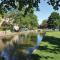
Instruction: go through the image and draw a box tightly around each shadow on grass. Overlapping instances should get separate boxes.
[31,54,54,60]
[38,36,60,53]
[34,36,60,60]
[42,36,60,53]
[43,36,60,46]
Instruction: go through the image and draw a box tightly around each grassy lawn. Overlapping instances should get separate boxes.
[32,31,60,60]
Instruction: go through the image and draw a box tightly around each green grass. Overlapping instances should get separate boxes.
[32,31,60,60]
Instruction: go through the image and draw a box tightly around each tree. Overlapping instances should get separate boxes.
[47,0,60,10]
[42,20,48,28]
[1,9,38,30]
[47,12,60,30]
[0,0,60,15]
[39,20,47,29]
[13,12,38,29]
[0,0,40,15]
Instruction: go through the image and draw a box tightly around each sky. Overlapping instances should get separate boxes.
[34,0,60,25]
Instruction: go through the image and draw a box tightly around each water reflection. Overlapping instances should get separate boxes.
[0,33,43,60]
[37,34,43,46]
[27,34,43,54]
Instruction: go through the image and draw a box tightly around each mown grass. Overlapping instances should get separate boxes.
[32,31,60,60]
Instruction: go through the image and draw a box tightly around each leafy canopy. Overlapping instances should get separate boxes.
[47,12,60,29]
[0,0,60,15]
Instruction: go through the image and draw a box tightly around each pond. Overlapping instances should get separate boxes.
[0,32,43,60]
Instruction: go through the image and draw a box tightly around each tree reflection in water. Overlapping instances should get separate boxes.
[0,33,43,60]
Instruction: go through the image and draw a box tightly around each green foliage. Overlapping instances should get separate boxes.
[1,9,38,30]
[41,20,47,26]
[0,0,60,15]
[49,12,60,20]
[47,12,60,29]
[13,12,38,29]
[0,0,40,15]
[47,0,60,10]
[40,20,48,29]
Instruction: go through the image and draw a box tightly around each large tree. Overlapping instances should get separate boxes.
[13,11,38,29]
[0,0,60,15]
[1,9,38,31]
[47,12,60,30]
[0,0,40,15]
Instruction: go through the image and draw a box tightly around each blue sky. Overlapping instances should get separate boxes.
[34,0,60,25]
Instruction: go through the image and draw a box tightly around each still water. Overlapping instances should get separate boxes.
[0,33,43,60]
